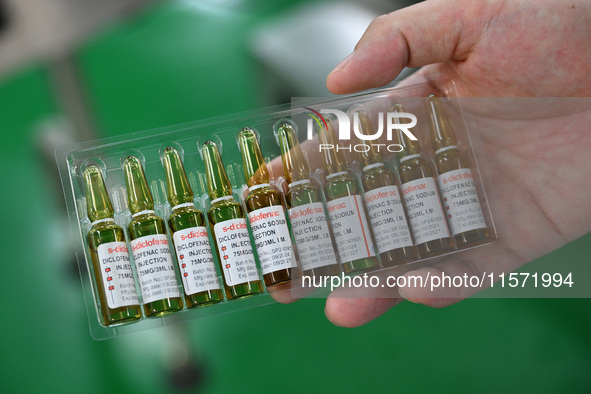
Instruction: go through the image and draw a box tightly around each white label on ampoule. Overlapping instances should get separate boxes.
[364,185,414,253]
[248,206,294,275]
[173,227,220,295]
[214,219,260,286]
[437,168,487,235]
[401,177,450,244]
[327,195,375,263]
[289,202,337,270]
[97,242,139,309]
[131,234,180,304]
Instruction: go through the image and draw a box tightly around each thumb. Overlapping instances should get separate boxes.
[326,0,494,94]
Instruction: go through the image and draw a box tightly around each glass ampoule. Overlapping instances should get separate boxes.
[238,127,293,288]
[318,115,378,274]
[426,95,491,248]
[84,165,142,326]
[202,140,263,299]
[353,110,418,267]
[275,120,339,277]
[392,104,454,257]
[162,147,223,308]
[123,155,183,317]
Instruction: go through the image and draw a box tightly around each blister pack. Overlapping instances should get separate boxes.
[57,80,498,339]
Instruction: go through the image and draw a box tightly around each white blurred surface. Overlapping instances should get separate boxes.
[0,0,157,76]
[250,2,378,97]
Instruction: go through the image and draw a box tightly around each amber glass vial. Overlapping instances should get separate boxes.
[276,120,339,277]
[162,147,223,308]
[354,110,418,267]
[124,155,183,317]
[202,140,263,299]
[318,115,379,274]
[426,95,491,248]
[84,165,142,326]
[238,127,293,288]
[392,104,454,257]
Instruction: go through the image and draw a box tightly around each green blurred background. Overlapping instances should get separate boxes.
[1,0,590,392]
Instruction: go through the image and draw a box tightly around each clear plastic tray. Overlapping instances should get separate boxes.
[57,80,498,339]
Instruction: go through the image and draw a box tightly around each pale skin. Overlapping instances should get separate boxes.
[322,0,591,327]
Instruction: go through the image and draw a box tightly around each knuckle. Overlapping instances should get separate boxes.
[357,14,391,50]
[368,14,390,30]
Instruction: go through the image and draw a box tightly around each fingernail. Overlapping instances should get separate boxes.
[324,304,343,327]
[330,52,355,74]
[398,288,418,303]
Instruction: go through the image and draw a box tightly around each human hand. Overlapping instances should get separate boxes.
[323,0,591,326]
[327,0,591,97]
